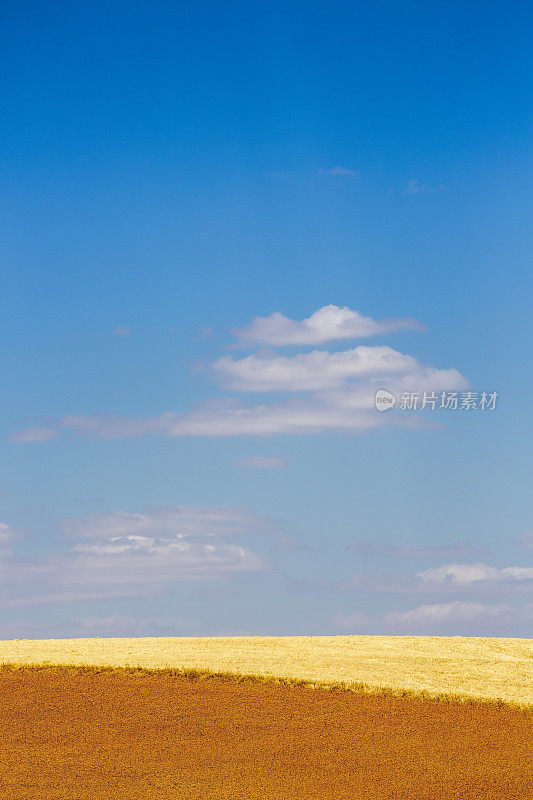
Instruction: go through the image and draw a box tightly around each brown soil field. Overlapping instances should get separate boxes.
[1,666,531,800]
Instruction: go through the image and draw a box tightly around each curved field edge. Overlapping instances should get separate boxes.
[1,635,531,709]
[3,668,532,800]
[1,663,532,713]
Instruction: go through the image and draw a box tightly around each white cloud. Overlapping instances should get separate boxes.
[322,167,359,176]
[155,399,390,437]
[0,522,18,544]
[0,506,274,606]
[233,305,424,346]
[12,398,437,441]
[404,180,445,196]
[385,601,512,626]
[415,563,533,586]
[12,351,465,441]
[334,559,533,599]
[212,346,419,392]
[9,427,59,443]
[62,537,265,588]
[235,456,287,468]
[330,601,531,635]
[10,304,468,442]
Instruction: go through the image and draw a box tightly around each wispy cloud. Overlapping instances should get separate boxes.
[113,326,132,336]
[9,367,463,440]
[233,305,424,347]
[331,560,533,599]
[331,611,371,630]
[10,427,59,443]
[0,522,19,544]
[348,540,487,559]
[60,505,276,539]
[404,180,445,196]
[235,456,288,469]
[385,600,512,626]
[521,531,533,549]
[330,600,528,635]
[415,562,533,586]
[11,399,438,441]
[321,166,359,176]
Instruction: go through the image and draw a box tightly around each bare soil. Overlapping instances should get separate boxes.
[1,667,531,799]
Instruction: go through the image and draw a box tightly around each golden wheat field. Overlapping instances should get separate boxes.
[1,634,532,706]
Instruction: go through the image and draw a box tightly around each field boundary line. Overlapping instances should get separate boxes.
[2,662,531,714]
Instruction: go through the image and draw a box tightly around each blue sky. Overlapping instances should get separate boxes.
[1,1,532,638]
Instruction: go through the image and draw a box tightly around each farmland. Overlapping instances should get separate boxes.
[1,636,531,798]
[0,664,532,799]
[1,634,531,706]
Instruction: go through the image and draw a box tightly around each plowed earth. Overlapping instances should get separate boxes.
[1,668,531,799]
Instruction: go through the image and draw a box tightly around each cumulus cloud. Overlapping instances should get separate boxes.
[232,305,424,346]
[11,354,465,441]
[10,304,468,442]
[348,540,487,559]
[211,346,419,392]
[235,456,287,468]
[0,506,274,606]
[62,537,264,589]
